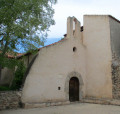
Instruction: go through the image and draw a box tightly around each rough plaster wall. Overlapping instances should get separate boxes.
[0,54,36,86]
[22,34,86,103]
[29,54,37,65]
[109,18,120,56]
[0,68,14,86]
[23,57,29,67]
[109,17,120,99]
[23,54,37,67]
[83,15,112,98]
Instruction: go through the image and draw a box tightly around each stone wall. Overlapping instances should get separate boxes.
[109,16,120,99]
[0,91,22,110]
[112,53,120,99]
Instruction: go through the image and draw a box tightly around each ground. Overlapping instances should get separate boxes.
[1,103,120,114]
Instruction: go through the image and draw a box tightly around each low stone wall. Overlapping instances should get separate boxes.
[0,91,22,110]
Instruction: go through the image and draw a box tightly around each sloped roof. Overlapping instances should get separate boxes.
[3,38,65,59]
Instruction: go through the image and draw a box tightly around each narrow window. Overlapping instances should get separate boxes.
[58,87,61,90]
[73,20,75,35]
[73,47,77,52]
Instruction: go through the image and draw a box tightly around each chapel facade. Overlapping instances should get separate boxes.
[22,15,120,107]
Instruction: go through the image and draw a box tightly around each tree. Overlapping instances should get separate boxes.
[0,0,57,68]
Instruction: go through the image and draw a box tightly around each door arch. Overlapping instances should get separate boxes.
[69,77,79,102]
[65,71,84,101]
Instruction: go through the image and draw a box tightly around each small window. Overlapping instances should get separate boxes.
[58,87,61,90]
[73,47,77,52]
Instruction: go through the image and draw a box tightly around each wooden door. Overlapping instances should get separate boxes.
[69,77,79,102]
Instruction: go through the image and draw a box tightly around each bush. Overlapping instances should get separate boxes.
[0,60,26,91]
[11,61,26,90]
[0,86,11,91]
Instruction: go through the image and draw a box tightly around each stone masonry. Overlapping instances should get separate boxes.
[0,91,22,110]
[112,53,120,99]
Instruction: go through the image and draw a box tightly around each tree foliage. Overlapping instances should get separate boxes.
[0,0,57,68]
[0,0,57,55]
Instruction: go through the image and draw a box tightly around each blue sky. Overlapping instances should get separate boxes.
[17,38,61,53]
[47,0,120,38]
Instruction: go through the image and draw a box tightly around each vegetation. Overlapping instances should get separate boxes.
[0,60,26,91]
[0,0,57,67]
[0,0,57,54]
[0,86,11,91]
[0,0,57,90]
[11,60,26,90]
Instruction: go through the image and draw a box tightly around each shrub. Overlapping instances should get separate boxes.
[0,86,11,91]
[11,61,26,90]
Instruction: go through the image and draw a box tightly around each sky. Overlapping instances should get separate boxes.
[47,0,120,38]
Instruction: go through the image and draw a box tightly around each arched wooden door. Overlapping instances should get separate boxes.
[69,77,79,102]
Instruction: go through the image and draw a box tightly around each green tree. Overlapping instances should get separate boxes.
[0,0,57,54]
[0,0,57,68]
